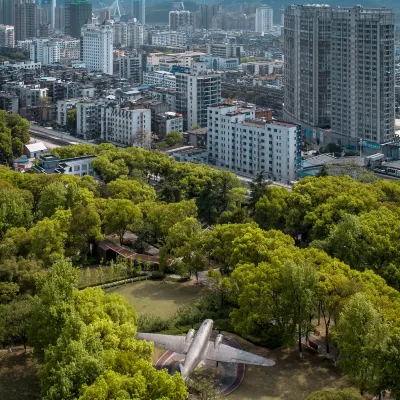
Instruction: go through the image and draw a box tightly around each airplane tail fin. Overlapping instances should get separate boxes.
[179,363,189,379]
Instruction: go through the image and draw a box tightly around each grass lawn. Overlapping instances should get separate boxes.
[106,280,205,317]
[0,347,40,400]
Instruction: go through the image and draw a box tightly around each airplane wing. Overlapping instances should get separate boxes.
[136,333,189,354]
[205,342,275,366]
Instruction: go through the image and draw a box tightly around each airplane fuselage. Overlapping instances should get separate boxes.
[179,319,213,378]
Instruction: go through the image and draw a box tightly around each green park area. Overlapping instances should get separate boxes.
[1,141,400,399]
[107,280,204,317]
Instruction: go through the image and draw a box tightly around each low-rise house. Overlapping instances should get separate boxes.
[24,141,47,158]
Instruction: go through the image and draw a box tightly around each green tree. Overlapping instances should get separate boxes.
[11,136,24,158]
[248,170,271,214]
[0,130,12,164]
[68,204,102,260]
[29,218,67,265]
[0,187,34,235]
[335,293,389,395]
[103,199,142,244]
[2,298,34,351]
[164,130,183,146]
[0,281,19,303]
[282,261,318,358]
[254,186,289,230]
[38,181,68,218]
[107,176,156,203]
[66,107,77,132]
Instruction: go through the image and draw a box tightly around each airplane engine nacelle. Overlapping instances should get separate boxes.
[214,334,223,348]
[185,329,195,342]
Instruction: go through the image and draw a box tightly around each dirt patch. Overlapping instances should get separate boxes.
[0,347,40,400]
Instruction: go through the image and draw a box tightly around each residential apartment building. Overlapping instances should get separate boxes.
[81,23,113,75]
[2,82,48,107]
[255,6,273,34]
[0,92,19,113]
[151,31,186,48]
[101,104,151,147]
[175,70,221,130]
[56,98,79,127]
[284,5,395,145]
[330,6,395,144]
[143,70,176,89]
[15,0,37,41]
[76,100,104,140]
[206,43,241,58]
[169,10,194,31]
[0,25,15,47]
[119,53,141,83]
[284,5,332,130]
[127,22,144,49]
[207,104,301,183]
[149,87,177,111]
[113,22,127,47]
[154,111,183,139]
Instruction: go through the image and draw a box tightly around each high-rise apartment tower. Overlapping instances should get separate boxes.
[255,6,273,34]
[283,5,395,145]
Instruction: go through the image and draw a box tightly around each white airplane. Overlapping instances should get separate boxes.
[136,319,275,379]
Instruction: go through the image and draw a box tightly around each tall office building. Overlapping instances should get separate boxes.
[15,0,37,41]
[131,0,145,24]
[176,70,221,130]
[55,6,66,31]
[284,5,332,129]
[169,10,194,31]
[284,5,395,145]
[38,0,55,29]
[255,6,273,34]
[69,0,92,39]
[81,23,113,74]
[330,7,395,144]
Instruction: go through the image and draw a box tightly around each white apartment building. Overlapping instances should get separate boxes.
[81,24,113,75]
[151,31,186,48]
[255,6,273,34]
[56,99,79,127]
[0,25,15,47]
[30,38,80,65]
[101,104,152,147]
[207,104,301,183]
[143,70,176,89]
[76,100,104,140]
[176,71,221,130]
